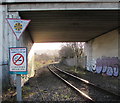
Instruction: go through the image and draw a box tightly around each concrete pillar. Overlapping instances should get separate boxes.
[0,4,34,102]
[118,27,120,79]
[0,3,10,101]
[118,9,120,61]
[84,40,93,71]
[0,3,9,101]
[0,4,3,102]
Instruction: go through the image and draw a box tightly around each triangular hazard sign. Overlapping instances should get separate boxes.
[6,18,31,40]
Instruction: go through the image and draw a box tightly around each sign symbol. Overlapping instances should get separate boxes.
[12,53,24,66]
[14,23,22,31]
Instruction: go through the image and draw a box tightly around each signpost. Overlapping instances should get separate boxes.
[7,18,31,101]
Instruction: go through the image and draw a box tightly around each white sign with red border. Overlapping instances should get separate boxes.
[6,18,31,40]
[9,47,27,73]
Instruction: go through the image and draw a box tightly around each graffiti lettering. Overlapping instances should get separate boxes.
[91,57,119,77]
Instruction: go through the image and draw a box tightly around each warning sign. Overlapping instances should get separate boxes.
[9,47,27,74]
[6,18,31,40]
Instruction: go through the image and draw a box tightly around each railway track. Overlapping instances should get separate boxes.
[48,64,120,102]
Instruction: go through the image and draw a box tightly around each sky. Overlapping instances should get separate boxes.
[32,43,64,50]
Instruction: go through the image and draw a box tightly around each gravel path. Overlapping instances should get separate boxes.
[22,66,85,102]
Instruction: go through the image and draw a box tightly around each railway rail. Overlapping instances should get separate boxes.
[48,64,120,102]
[53,64,120,97]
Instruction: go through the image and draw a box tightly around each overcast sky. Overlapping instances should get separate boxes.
[33,43,64,50]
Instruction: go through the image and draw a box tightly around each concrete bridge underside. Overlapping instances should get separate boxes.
[6,1,120,42]
[19,10,119,42]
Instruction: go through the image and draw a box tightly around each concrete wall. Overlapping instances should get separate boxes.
[0,6,34,91]
[85,29,119,77]
[0,4,4,102]
[20,31,34,78]
[92,30,118,59]
[118,29,120,60]
[0,4,11,91]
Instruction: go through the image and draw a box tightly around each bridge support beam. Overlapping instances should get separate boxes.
[7,2,119,12]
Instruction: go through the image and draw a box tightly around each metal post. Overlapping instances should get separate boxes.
[16,40,22,102]
[16,74,22,101]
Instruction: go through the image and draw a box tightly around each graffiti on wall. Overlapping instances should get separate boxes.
[91,57,119,77]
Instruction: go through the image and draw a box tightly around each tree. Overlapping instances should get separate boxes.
[59,45,75,59]
[59,42,84,69]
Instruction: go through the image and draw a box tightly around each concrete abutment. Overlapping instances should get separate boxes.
[0,4,34,94]
[84,29,119,77]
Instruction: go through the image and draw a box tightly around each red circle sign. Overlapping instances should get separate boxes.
[12,53,24,66]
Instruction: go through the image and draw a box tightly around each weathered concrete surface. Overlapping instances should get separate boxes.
[0,4,3,103]
[7,2,119,12]
[1,1,119,43]
[2,0,120,3]
[84,40,93,71]
[92,29,118,60]
[19,10,118,42]
[84,29,119,77]
[0,3,11,94]
[0,9,34,94]
[118,29,120,60]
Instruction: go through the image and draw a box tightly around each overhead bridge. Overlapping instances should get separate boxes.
[0,1,120,91]
[6,1,120,42]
